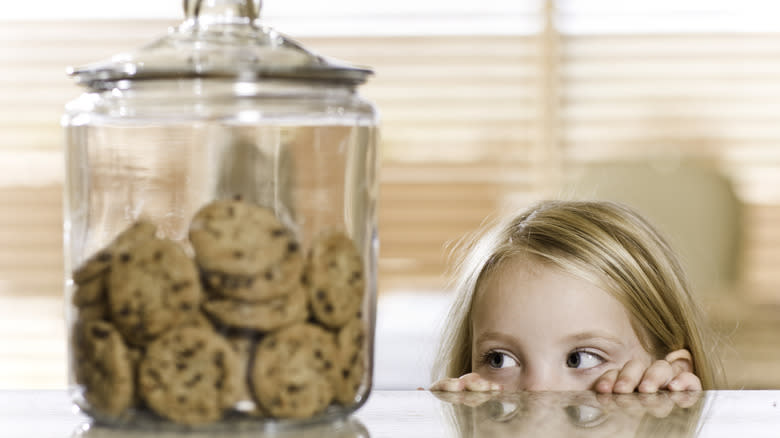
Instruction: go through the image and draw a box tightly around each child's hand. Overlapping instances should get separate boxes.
[430,372,503,392]
[593,349,701,393]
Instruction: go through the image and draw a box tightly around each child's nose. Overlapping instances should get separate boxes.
[521,367,557,391]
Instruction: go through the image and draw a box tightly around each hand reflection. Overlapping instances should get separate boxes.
[432,391,706,438]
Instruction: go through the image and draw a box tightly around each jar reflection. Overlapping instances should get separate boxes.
[71,416,369,438]
[433,391,707,438]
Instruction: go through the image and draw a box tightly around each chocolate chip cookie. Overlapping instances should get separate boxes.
[335,318,368,405]
[72,221,157,285]
[138,326,242,425]
[108,238,203,346]
[251,323,339,418]
[189,200,303,301]
[202,283,308,332]
[305,230,365,329]
[72,320,135,419]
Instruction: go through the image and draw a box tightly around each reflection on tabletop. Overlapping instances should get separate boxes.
[432,390,707,438]
[71,416,369,438]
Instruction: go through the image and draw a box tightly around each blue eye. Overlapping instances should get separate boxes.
[566,351,604,369]
[485,351,519,369]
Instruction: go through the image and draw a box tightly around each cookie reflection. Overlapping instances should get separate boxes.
[433,391,707,438]
[71,416,369,438]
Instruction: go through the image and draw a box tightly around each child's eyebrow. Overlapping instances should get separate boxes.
[565,331,625,347]
[474,330,518,347]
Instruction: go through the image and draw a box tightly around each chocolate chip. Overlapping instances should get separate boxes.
[118,305,131,317]
[181,348,196,358]
[97,252,112,263]
[176,362,187,371]
[271,228,286,237]
[324,303,334,313]
[264,270,274,281]
[90,326,110,339]
[180,302,192,311]
[172,280,191,292]
[153,250,162,261]
[185,373,203,387]
[119,253,131,263]
[177,395,187,404]
[314,350,323,359]
[316,289,326,300]
[233,250,244,259]
[208,272,223,287]
[287,384,301,394]
[287,242,299,253]
[342,369,350,379]
[324,360,332,370]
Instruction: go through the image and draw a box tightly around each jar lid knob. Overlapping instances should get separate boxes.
[183,0,263,24]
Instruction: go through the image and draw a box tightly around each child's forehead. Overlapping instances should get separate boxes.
[472,258,637,338]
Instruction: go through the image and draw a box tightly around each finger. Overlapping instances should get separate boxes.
[666,372,702,392]
[460,373,502,392]
[594,369,619,393]
[613,360,647,393]
[430,377,465,392]
[637,360,674,393]
[665,349,694,378]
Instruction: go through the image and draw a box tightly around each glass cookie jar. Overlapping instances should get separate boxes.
[62,0,379,429]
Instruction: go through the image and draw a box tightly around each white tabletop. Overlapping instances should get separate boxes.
[3,390,780,438]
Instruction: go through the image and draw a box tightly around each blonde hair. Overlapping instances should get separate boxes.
[432,200,724,390]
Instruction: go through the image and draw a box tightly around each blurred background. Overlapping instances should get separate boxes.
[1,0,779,390]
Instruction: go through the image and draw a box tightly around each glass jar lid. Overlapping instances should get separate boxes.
[68,0,373,90]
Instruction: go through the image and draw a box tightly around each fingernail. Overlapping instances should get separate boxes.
[668,379,680,391]
[490,382,502,391]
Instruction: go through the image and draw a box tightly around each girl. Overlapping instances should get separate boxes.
[430,200,724,393]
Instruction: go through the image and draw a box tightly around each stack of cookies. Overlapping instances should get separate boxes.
[69,199,368,426]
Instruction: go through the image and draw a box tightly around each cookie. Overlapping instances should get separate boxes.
[72,320,135,419]
[335,318,367,405]
[305,231,365,329]
[72,249,113,285]
[189,200,303,301]
[72,275,109,322]
[202,283,308,332]
[72,221,157,284]
[138,326,242,425]
[251,323,339,418]
[72,275,106,308]
[108,238,203,346]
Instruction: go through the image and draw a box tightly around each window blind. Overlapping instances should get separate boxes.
[2,1,780,388]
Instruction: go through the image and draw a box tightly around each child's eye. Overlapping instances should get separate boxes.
[565,350,604,369]
[484,351,519,369]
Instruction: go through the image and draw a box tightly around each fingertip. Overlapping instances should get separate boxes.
[595,380,613,393]
[613,381,634,394]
